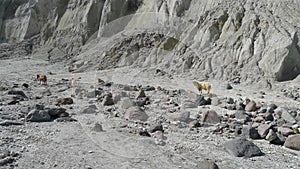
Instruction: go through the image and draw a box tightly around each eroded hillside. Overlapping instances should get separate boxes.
[1,0,300,84]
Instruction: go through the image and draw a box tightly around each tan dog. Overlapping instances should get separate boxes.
[192,80,211,94]
[37,75,47,85]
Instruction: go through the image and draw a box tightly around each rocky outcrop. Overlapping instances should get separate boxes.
[1,0,300,84]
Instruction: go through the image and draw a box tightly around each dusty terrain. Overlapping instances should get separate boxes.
[0,57,300,169]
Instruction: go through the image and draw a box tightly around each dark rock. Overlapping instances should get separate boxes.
[189,120,201,128]
[196,160,219,169]
[264,112,274,121]
[201,110,220,124]
[258,124,272,138]
[235,110,251,122]
[224,138,263,157]
[265,129,278,142]
[270,132,286,145]
[267,107,274,113]
[0,120,23,126]
[122,85,137,91]
[86,90,102,98]
[136,89,146,98]
[195,95,211,106]
[57,97,73,105]
[148,124,163,133]
[235,101,245,110]
[54,117,77,122]
[7,100,19,105]
[206,98,212,105]
[7,90,28,99]
[284,134,300,151]
[124,106,149,121]
[241,125,260,139]
[268,103,278,110]
[0,156,15,166]
[226,97,234,104]
[47,107,67,117]
[139,130,151,137]
[35,104,45,110]
[143,86,156,91]
[225,83,233,90]
[258,107,267,114]
[245,101,257,112]
[290,110,298,118]
[104,82,113,87]
[22,83,29,88]
[26,109,51,122]
[102,94,114,106]
[92,122,103,132]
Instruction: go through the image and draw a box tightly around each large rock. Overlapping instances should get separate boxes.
[265,129,278,142]
[195,95,211,106]
[284,134,300,151]
[201,110,220,124]
[167,111,190,122]
[241,125,260,139]
[102,93,114,106]
[47,107,67,117]
[224,138,263,157]
[26,109,51,122]
[277,127,295,137]
[124,106,149,121]
[7,90,27,99]
[245,101,257,112]
[235,110,251,122]
[257,124,272,138]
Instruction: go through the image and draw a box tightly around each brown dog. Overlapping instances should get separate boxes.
[37,75,47,85]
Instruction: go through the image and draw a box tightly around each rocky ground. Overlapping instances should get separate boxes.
[0,57,300,169]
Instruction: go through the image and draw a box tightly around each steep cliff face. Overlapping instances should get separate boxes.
[1,0,300,84]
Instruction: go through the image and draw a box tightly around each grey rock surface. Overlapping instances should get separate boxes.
[224,138,263,157]
[284,134,300,151]
[26,109,51,122]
